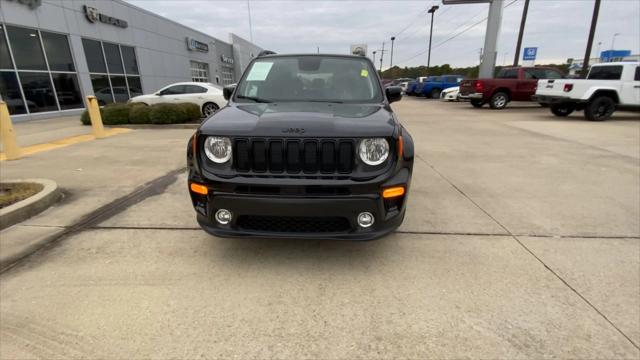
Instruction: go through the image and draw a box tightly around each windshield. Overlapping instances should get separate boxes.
[235,56,383,103]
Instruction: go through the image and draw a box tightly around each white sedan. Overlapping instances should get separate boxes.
[440,86,460,101]
[129,82,227,117]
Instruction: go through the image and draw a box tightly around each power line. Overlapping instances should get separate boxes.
[394,0,519,66]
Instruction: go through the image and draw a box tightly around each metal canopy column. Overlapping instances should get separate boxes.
[479,0,503,78]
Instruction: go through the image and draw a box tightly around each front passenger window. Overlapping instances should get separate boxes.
[160,85,184,95]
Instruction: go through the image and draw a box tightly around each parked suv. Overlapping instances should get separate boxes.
[187,54,414,240]
[459,67,564,109]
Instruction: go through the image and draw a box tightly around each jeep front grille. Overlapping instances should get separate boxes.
[233,138,355,175]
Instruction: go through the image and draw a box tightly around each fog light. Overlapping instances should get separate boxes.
[215,209,232,224]
[357,212,375,228]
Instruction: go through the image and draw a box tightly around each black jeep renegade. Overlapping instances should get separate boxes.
[187,53,413,240]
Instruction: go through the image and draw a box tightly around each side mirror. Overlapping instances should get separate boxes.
[223,84,236,101]
[155,91,163,96]
[386,86,403,103]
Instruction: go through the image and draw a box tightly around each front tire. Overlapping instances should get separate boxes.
[489,92,509,109]
[430,88,441,99]
[471,99,484,108]
[202,102,219,117]
[584,96,615,121]
[550,103,575,117]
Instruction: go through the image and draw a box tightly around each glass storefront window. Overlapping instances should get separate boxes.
[42,32,75,72]
[83,39,142,103]
[103,43,124,74]
[0,72,26,114]
[90,74,112,106]
[127,76,142,97]
[121,46,138,75]
[82,39,107,73]
[5,25,47,71]
[1,25,84,115]
[18,72,57,113]
[0,26,13,69]
[51,73,82,110]
[110,76,128,102]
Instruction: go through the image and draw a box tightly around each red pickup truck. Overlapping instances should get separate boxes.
[459,67,565,109]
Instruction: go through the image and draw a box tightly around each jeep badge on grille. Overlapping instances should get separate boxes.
[282,128,305,134]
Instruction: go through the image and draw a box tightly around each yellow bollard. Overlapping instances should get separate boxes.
[0,100,21,160]
[85,96,106,139]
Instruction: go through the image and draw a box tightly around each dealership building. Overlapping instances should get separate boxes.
[0,0,262,121]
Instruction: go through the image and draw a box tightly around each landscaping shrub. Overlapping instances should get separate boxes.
[102,103,131,125]
[129,104,151,124]
[176,102,201,122]
[149,103,184,124]
[79,102,197,125]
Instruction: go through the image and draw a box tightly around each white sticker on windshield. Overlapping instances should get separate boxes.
[246,62,274,81]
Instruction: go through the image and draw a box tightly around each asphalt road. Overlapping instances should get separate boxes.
[1,98,639,359]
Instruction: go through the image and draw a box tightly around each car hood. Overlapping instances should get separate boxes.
[199,102,397,138]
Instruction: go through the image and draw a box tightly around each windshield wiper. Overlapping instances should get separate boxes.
[236,95,272,103]
[303,100,344,104]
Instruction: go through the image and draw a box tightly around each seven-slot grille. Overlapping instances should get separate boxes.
[233,138,355,174]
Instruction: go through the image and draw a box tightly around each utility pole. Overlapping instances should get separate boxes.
[513,0,529,66]
[390,36,396,69]
[379,42,385,74]
[317,46,319,54]
[581,0,601,78]
[427,5,439,71]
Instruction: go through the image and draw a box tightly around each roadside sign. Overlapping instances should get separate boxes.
[523,47,537,61]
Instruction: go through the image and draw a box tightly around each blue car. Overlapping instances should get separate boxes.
[420,74,464,99]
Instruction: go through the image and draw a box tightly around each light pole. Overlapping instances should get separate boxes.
[610,33,620,51]
[390,36,396,69]
[372,51,377,65]
[596,41,602,60]
[427,5,439,71]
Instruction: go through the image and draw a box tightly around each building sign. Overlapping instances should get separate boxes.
[6,0,42,9]
[186,37,209,53]
[523,47,537,61]
[600,50,631,62]
[84,5,128,28]
[220,54,234,65]
[350,44,367,56]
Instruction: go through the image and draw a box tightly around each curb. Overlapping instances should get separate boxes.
[0,179,61,230]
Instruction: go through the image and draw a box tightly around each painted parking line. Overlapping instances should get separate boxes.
[0,128,132,161]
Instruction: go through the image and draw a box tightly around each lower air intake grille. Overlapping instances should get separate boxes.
[236,215,351,233]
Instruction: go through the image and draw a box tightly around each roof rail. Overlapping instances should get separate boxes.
[257,50,277,57]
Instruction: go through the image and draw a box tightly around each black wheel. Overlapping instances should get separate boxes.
[550,103,575,117]
[489,92,509,109]
[471,99,484,108]
[584,96,615,121]
[430,88,441,99]
[202,102,219,117]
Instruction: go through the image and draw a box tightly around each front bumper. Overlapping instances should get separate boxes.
[458,92,483,100]
[189,168,411,240]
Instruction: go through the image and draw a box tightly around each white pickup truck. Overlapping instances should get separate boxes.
[535,62,640,121]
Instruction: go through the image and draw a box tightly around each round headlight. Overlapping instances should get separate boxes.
[358,138,389,166]
[204,136,232,163]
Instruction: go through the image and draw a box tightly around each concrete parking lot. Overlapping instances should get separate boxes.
[1,98,638,358]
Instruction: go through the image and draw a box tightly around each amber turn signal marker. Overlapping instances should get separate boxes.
[397,136,404,158]
[190,183,208,195]
[382,186,405,199]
